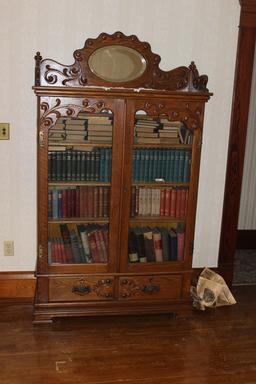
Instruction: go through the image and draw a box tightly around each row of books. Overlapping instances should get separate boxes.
[48,186,110,219]
[134,117,192,145]
[49,114,113,144]
[130,187,189,218]
[48,224,109,264]
[128,225,185,263]
[132,148,191,182]
[48,148,112,182]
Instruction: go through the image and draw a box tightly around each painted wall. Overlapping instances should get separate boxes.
[0,0,240,270]
[238,42,256,230]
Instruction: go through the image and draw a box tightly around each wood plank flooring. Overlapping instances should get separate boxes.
[0,286,255,384]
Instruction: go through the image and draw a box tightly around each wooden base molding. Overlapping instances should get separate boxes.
[0,272,36,300]
[0,269,221,301]
[236,230,256,249]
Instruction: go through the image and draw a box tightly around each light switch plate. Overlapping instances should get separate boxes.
[0,123,10,140]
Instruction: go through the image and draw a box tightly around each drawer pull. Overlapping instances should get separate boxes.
[142,283,160,294]
[72,284,91,295]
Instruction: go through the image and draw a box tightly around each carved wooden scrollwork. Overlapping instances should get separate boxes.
[120,278,160,298]
[35,31,209,92]
[39,98,106,129]
[93,279,114,298]
[138,100,203,132]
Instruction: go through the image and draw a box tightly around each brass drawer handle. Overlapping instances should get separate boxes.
[72,284,91,295]
[142,284,160,294]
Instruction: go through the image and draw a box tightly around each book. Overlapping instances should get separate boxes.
[152,228,163,262]
[143,228,155,262]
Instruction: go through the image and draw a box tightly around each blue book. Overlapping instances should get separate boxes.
[132,150,136,182]
[99,148,105,181]
[183,150,192,182]
[80,151,86,181]
[135,149,141,182]
[168,149,175,181]
[139,149,145,182]
[148,149,154,182]
[152,149,158,180]
[177,149,185,182]
[173,149,180,182]
[52,189,59,219]
[144,149,150,182]
[165,149,171,181]
[168,229,177,261]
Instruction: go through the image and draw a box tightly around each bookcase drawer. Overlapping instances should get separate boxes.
[49,276,114,302]
[118,275,182,301]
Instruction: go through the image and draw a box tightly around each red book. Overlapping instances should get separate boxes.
[98,229,108,262]
[67,188,72,218]
[177,230,185,261]
[87,187,94,217]
[75,187,80,218]
[160,189,165,216]
[98,187,104,217]
[93,187,99,218]
[103,187,109,218]
[175,188,182,218]
[62,189,68,218]
[170,188,177,217]
[87,231,101,263]
[185,188,189,216]
[180,188,186,218]
[164,189,171,216]
[71,188,76,218]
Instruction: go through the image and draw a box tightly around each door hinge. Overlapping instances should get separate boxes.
[38,245,43,259]
[39,130,44,147]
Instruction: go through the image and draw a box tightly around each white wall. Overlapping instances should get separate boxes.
[0,0,240,270]
[238,42,256,230]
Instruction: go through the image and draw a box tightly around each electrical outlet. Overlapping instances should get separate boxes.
[0,123,10,140]
[4,241,14,256]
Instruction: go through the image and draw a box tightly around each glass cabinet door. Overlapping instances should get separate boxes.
[126,110,193,268]
[47,110,113,266]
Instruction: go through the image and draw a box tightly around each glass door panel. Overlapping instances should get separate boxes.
[47,111,113,265]
[128,112,193,265]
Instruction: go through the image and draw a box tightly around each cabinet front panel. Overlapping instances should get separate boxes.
[49,276,114,302]
[118,274,182,301]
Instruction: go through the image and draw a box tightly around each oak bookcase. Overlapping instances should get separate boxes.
[33,32,212,323]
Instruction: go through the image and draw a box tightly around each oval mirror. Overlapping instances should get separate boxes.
[88,45,147,82]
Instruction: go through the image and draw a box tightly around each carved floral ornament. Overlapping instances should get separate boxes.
[39,97,203,134]
[34,31,210,93]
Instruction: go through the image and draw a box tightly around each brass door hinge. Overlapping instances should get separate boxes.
[39,130,44,147]
[38,245,43,259]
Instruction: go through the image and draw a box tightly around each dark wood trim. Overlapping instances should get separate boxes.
[0,272,36,300]
[218,1,256,286]
[236,230,256,249]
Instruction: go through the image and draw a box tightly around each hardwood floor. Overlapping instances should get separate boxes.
[0,286,255,384]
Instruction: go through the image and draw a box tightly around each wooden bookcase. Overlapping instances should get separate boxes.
[33,32,212,323]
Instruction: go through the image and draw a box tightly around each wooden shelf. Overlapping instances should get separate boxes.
[49,142,112,149]
[130,216,185,224]
[48,218,109,224]
[132,182,190,187]
[48,181,111,186]
[133,144,192,149]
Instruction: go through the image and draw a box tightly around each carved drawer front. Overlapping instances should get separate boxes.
[119,275,182,301]
[49,276,114,302]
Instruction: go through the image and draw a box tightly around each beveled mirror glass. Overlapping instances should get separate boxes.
[88,45,147,82]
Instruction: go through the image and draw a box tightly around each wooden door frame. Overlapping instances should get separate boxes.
[218,0,256,285]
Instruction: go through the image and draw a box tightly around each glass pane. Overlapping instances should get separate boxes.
[47,111,113,264]
[48,223,109,264]
[128,112,193,264]
[88,45,146,82]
